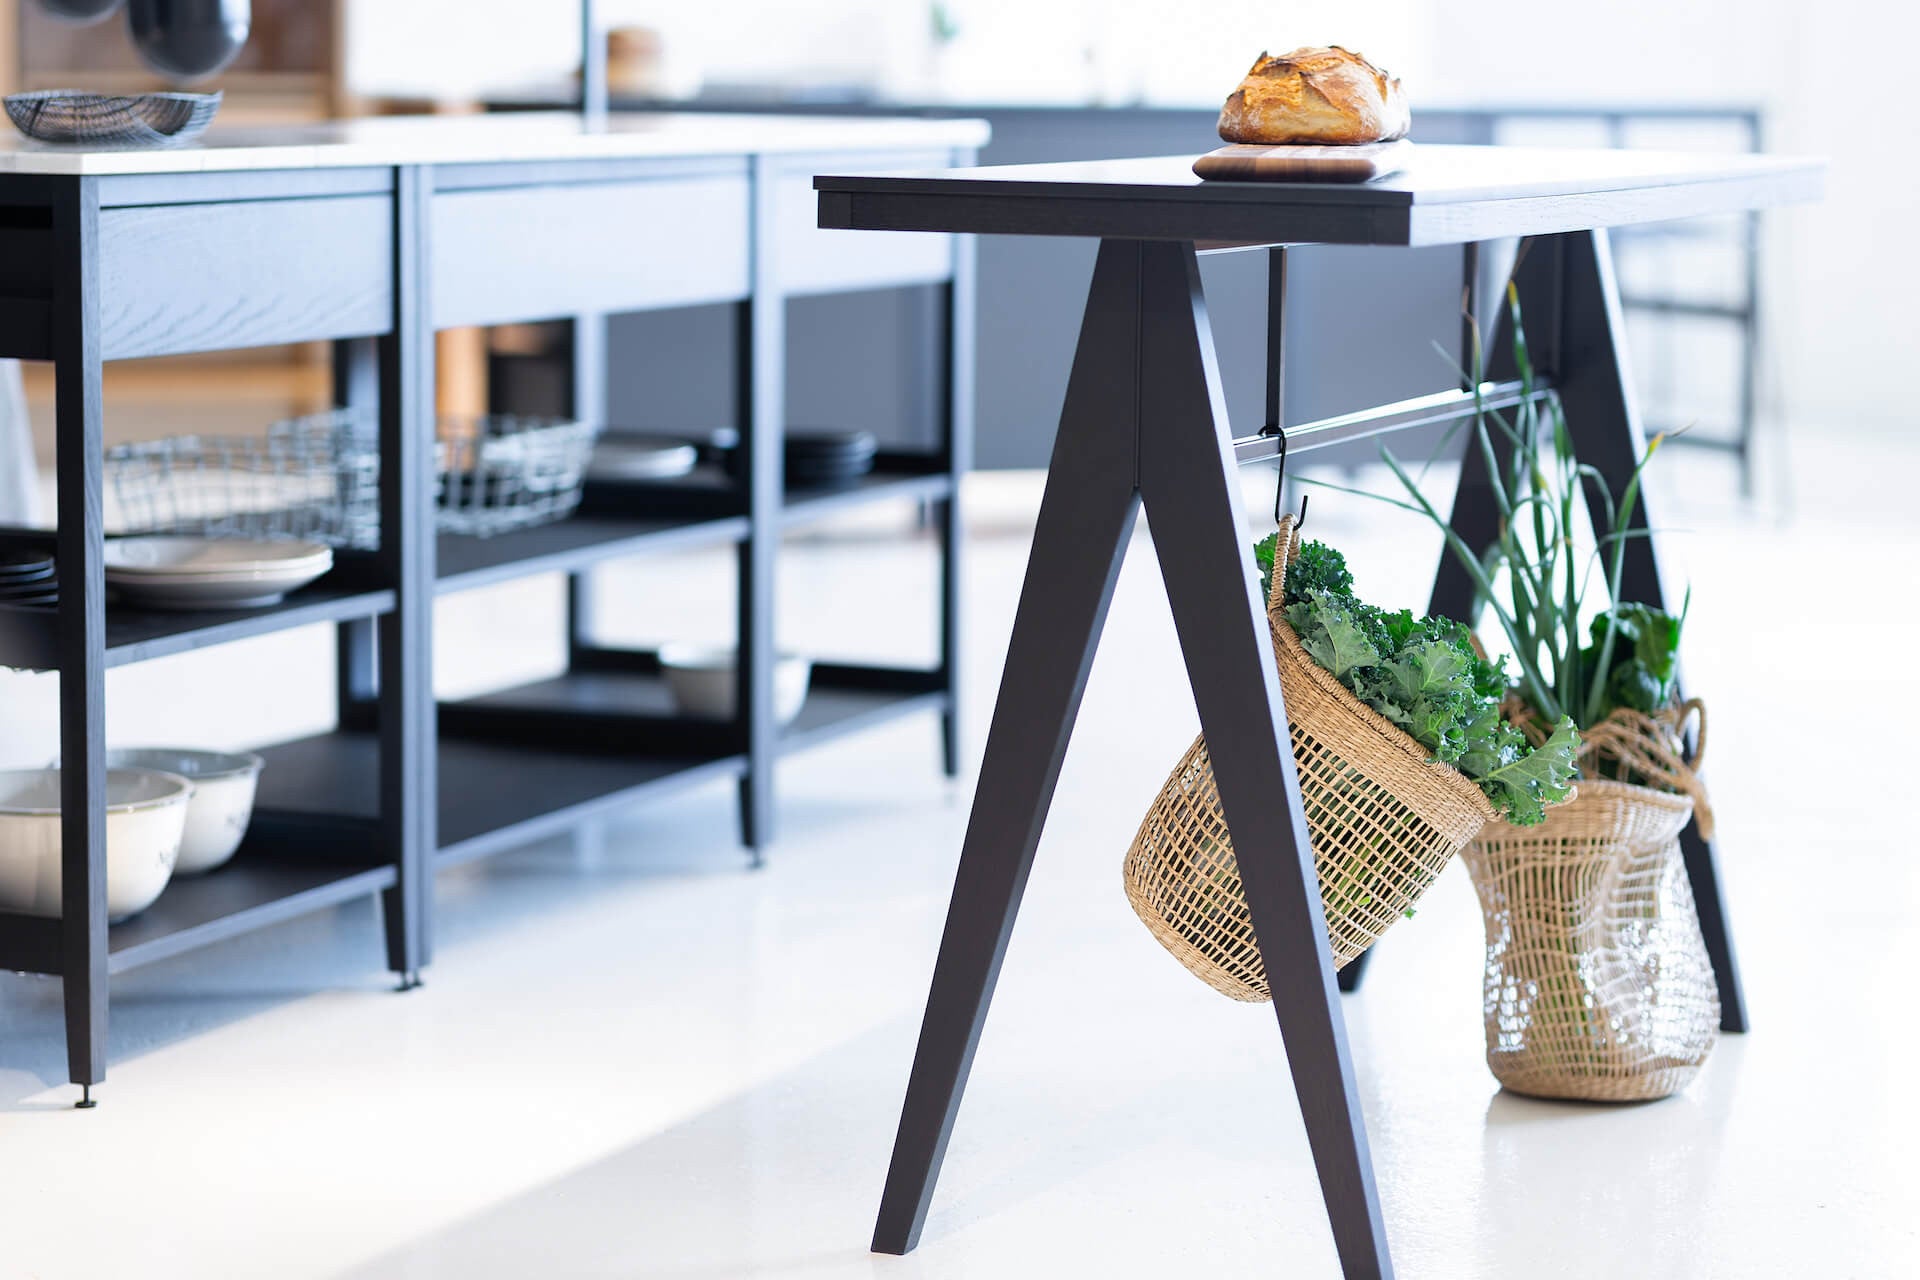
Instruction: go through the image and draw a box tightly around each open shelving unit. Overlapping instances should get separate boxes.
[0,115,983,1100]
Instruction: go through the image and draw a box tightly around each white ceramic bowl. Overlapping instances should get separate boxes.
[658,645,811,725]
[0,768,192,921]
[104,748,262,875]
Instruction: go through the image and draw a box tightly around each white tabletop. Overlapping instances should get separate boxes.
[0,110,992,176]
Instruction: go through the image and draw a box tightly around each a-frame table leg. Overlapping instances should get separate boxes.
[1531,229,1748,1034]
[1401,230,1749,1034]
[872,237,1391,1279]
[1135,241,1392,1277]
[870,237,1143,1257]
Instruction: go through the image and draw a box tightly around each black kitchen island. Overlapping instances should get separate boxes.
[0,109,987,1102]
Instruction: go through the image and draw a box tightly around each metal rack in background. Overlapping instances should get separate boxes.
[1453,106,1767,497]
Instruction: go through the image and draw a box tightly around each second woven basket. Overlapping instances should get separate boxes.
[1123,516,1497,1002]
[1462,705,1720,1101]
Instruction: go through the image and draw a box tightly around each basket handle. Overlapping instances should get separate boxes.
[1674,696,1708,773]
[1265,513,1302,614]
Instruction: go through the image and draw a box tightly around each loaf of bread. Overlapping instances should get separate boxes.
[1217,47,1410,146]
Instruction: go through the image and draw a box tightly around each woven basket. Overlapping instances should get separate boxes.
[1123,517,1498,1002]
[1463,709,1719,1101]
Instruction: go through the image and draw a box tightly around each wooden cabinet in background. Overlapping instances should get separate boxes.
[2,0,349,120]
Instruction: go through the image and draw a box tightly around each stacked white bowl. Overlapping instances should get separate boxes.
[0,768,192,921]
[105,748,263,875]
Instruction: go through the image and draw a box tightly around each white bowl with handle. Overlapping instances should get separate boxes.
[658,645,811,725]
[104,748,262,875]
[0,768,192,921]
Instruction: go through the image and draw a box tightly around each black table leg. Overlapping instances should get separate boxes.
[53,175,107,1102]
[375,164,434,984]
[936,232,975,780]
[873,239,1391,1278]
[1136,241,1391,1277]
[871,238,1143,1257]
[1395,231,1748,1033]
[733,156,782,861]
[1520,230,1747,1034]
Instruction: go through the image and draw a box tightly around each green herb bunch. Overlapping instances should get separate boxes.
[1257,532,1579,826]
[1332,283,1687,737]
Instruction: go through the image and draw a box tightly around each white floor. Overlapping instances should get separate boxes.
[1,431,1917,1279]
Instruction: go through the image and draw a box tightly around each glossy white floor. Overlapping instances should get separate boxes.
[1,431,1915,1279]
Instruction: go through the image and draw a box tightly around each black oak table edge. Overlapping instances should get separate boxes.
[816,145,1824,248]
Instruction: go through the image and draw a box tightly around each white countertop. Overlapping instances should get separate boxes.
[0,110,992,176]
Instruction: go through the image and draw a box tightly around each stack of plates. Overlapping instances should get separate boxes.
[586,437,701,483]
[104,537,333,611]
[786,430,878,486]
[0,550,56,609]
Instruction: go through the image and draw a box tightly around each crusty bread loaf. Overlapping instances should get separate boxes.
[1217,47,1410,146]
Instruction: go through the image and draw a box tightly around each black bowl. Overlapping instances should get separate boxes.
[5,89,221,147]
[126,0,251,83]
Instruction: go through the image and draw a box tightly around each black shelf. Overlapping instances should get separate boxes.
[434,512,749,595]
[782,666,952,752]
[784,455,953,525]
[0,584,395,673]
[423,454,951,598]
[243,661,947,874]
[250,730,748,868]
[576,452,952,526]
[0,858,395,978]
[441,658,952,762]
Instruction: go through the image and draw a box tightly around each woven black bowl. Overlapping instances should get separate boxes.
[5,89,221,147]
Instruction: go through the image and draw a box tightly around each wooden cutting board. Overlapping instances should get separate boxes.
[1192,139,1413,183]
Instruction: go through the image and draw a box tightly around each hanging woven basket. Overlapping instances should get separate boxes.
[1123,516,1498,1002]
[1463,703,1719,1101]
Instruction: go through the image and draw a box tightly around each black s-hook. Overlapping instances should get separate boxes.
[1263,422,1309,529]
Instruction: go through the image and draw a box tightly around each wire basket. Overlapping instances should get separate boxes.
[108,411,600,547]
[5,90,221,147]
[107,416,381,549]
[435,415,601,536]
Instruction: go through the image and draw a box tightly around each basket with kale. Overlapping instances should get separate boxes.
[1122,515,1578,1002]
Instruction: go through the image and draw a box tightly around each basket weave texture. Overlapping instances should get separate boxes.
[1123,517,1497,1002]
[1463,708,1719,1101]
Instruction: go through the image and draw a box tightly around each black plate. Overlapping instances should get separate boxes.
[788,460,875,484]
[787,433,878,459]
[0,550,54,577]
[789,450,874,467]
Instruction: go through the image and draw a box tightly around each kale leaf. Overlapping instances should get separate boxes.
[1276,535,1579,826]
[1580,602,1683,716]
[1287,589,1381,679]
[1257,530,1353,603]
[1471,715,1581,827]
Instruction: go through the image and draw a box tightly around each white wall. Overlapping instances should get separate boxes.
[1418,0,1912,437]
[344,0,1423,104]
[343,1,1912,436]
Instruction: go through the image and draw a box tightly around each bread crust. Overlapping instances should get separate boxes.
[1217,47,1410,146]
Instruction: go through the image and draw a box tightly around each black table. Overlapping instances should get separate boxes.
[817,143,1821,1277]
